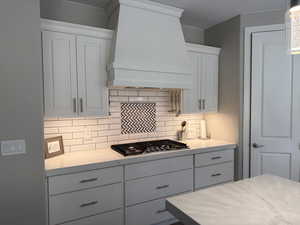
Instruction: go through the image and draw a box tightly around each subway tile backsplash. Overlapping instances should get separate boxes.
[44,88,203,152]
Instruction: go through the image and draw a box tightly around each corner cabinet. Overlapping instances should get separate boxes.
[41,20,113,118]
[182,43,221,114]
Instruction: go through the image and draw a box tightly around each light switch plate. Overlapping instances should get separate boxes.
[1,140,26,156]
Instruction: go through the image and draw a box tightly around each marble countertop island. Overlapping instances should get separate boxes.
[166,175,300,225]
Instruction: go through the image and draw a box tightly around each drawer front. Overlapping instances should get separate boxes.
[49,166,123,195]
[126,169,193,206]
[125,156,193,180]
[49,183,123,225]
[127,198,174,225]
[195,149,234,167]
[195,162,234,189]
[63,209,123,225]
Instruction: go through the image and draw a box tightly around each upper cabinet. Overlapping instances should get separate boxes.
[41,20,113,118]
[182,43,220,114]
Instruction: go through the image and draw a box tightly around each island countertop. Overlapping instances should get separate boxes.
[166,175,300,225]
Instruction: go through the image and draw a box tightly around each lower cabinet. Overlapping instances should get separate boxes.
[46,149,235,225]
[62,209,123,225]
[49,183,123,225]
[126,169,193,206]
[194,149,235,190]
[195,162,234,189]
[126,198,175,225]
[124,156,194,225]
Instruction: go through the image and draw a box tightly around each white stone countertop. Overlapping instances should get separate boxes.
[166,175,300,225]
[45,139,236,177]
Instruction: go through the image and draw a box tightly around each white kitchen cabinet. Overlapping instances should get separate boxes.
[194,149,235,190]
[41,19,113,118]
[46,148,235,225]
[42,31,78,117]
[182,44,220,114]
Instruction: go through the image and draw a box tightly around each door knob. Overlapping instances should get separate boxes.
[252,143,265,148]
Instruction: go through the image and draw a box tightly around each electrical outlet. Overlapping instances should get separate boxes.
[1,140,26,156]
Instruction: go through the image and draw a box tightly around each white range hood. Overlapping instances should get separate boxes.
[107,0,192,89]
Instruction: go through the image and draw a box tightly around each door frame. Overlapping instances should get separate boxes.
[243,24,285,179]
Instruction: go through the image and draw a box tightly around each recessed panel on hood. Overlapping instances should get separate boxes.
[107,0,192,89]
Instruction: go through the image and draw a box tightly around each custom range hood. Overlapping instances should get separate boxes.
[106,0,192,89]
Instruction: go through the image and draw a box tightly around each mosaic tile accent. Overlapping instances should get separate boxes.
[121,103,156,134]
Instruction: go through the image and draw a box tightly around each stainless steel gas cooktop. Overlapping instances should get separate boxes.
[111,139,189,156]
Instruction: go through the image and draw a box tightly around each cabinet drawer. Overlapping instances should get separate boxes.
[195,149,234,167]
[127,198,174,225]
[195,162,234,189]
[48,166,123,195]
[62,209,123,225]
[125,156,193,180]
[126,169,193,206]
[49,183,123,225]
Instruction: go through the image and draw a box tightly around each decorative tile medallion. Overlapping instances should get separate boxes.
[121,103,156,134]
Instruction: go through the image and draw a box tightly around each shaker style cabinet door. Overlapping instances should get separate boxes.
[182,44,220,114]
[182,51,201,113]
[201,54,219,113]
[42,31,78,117]
[76,36,110,117]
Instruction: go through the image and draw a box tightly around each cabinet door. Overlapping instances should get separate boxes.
[201,54,219,112]
[42,31,78,117]
[182,52,201,113]
[76,36,110,117]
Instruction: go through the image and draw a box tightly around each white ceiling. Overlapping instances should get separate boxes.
[68,0,287,28]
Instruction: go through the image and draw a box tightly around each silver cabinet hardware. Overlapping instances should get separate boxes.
[211,173,222,177]
[156,209,168,214]
[203,99,206,110]
[156,184,169,190]
[80,201,98,208]
[211,156,222,160]
[80,98,83,113]
[79,178,98,184]
[252,143,265,148]
[199,99,202,110]
[73,98,77,113]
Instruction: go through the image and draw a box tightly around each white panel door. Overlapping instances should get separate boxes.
[201,54,218,112]
[250,30,300,181]
[42,31,77,117]
[76,36,110,117]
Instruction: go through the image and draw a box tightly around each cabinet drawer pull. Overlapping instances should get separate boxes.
[211,156,222,160]
[80,201,98,208]
[156,209,168,214]
[156,184,169,190]
[73,98,77,113]
[79,178,98,184]
[80,98,84,113]
[199,99,202,110]
[211,173,222,177]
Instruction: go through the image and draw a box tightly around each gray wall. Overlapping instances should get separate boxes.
[40,0,204,44]
[40,0,108,28]
[241,10,285,28]
[205,16,242,179]
[182,24,204,44]
[0,0,46,225]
